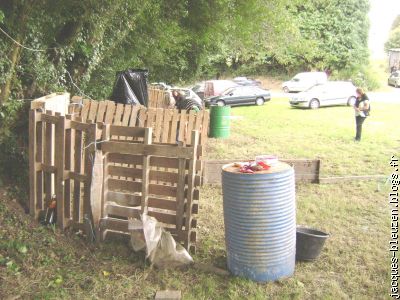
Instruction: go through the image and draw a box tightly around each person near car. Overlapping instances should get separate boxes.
[353,87,370,141]
[173,90,202,112]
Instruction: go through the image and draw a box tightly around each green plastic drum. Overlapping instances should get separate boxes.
[209,105,231,138]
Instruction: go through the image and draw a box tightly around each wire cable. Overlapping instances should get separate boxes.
[0,27,58,52]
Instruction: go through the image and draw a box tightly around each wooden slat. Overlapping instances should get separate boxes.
[176,155,186,235]
[141,128,153,213]
[41,113,60,124]
[70,120,92,132]
[36,118,44,211]
[107,178,178,198]
[56,116,66,229]
[73,120,83,223]
[102,142,195,159]
[96,101,107,123]
[83,122,97,217]
[80,100,90,122]
[113,103,124,125]
[109,126,146,138]
[104,101,116,124]
[105,203,140,219]
[108,178,142,193]
[186,110,196,144]
[87,101,99,122]
[184,130,199,249]
[29,110,38,218]
[137,108,147,127]
[64,116,74,220]
[121,104,132,127]
[129,106,140,127]
[201,110,210,145]
[161,110,172,143]
[106,191,141,207]
[107,153,202,171]
[153,109,164,142]
[44,111,54,209]
[178,112,186,142]
[169,110,179,144]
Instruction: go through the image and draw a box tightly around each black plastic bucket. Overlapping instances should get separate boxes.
[296,227,329,261]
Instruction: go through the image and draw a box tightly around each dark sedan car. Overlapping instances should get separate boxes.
[205,86,271,107]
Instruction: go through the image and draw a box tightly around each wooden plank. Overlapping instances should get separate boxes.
[160,110,171,143]
[83,123,96,218]
[104,101,116,124]
[177,112,186,143]
[121,105,132,127]
[129,105,140,127]
[87,100,99,122]
[102,141,195,159]
[106,191,141,207]
[175,155,186,235]
[41,113,60,124]
[36,117,44,211]
[146,108,156,128]
[70,120,92,132]
[113,103,124,125]
[107,153,201,171]
[108,178,142,193]
[67,171,90,182]
[203,159,321,184]
[109,126,146,139]
[184,130,199,249]
[44,111,54,209]
[169,110,179,144]
[154,109,164,143]
[186,110,196,144]
[96,101,107,123]
[107,178,178,198]
[73,122,83,223]
[55,116,66,229]
[194,110,203,133]
[105,203,140,219]
[137,108,147,127]
[80,100,90,122]
[29,110,38,218]
[141,128,152,213]
[201,110,210,145]
[64,117,74,221]
[108,165,200,185]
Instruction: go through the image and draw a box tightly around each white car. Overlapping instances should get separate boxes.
[282,72,328,93]
[289,81,357,109]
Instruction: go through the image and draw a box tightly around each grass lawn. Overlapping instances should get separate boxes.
[0,97,397,299]
[208,98,399,176]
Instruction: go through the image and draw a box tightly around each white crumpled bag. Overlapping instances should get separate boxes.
[128,213,193,268]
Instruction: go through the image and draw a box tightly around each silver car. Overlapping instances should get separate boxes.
[289,81,357,109]
[388,71,400,88]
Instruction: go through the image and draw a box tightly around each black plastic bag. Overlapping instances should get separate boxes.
[111,69,149,106]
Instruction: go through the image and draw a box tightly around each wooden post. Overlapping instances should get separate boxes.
[29,109,38,218]
[99,124,110,241]
[184,130,199,249]
[83,121,97,218]
[55,113,66,229]
[141,127,152,213]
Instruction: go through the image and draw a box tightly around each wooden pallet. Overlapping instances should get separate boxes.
[99,126,200,252]
[69,98,209,146]
[29,110,97,229]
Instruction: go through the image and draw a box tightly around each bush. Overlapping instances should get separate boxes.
[331,65,381,91]
[0,100,30,205]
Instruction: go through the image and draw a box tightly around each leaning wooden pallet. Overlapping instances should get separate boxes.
[99,125,201,253]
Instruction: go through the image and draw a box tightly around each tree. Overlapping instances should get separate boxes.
[385,15,400,51]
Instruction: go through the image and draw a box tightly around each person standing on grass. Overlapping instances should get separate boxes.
[353,87,370,142]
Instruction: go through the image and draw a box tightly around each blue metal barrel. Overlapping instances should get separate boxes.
[222,162,296,282]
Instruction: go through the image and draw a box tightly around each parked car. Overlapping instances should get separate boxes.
[205,86,271,107]
[150,82,172,90]
[171,87,203,107]
[289,81,357,109]
[233,76,262,86]
[204,80,238,98]
[388,71,400,88]
[282,72,328,93]
[191,81,205,100]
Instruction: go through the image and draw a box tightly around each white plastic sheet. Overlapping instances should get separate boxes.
[128,214,193,268]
